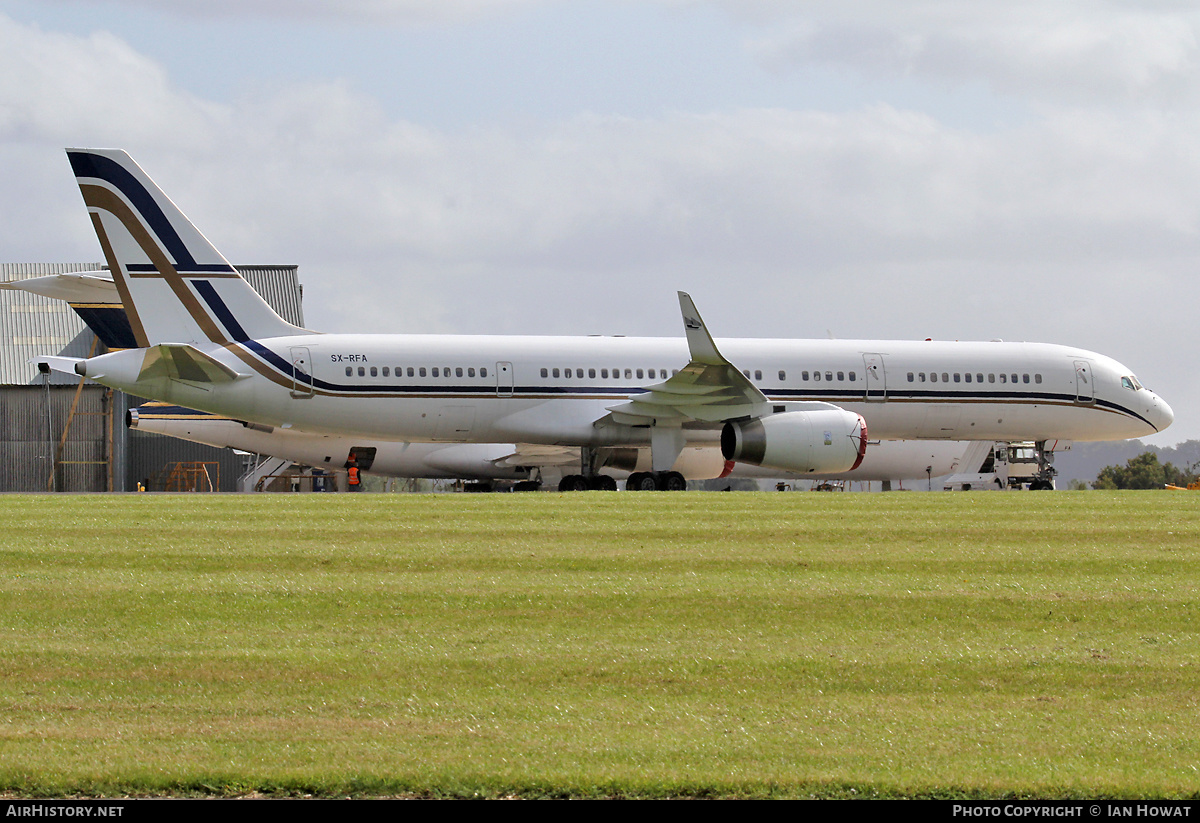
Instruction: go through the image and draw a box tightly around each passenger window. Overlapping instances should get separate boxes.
[988,374,995,383]
[754,370,762,381]
[953,373,961,383]
[999,373,1006,383]
[480,368,487,378]
[1011,374,1018,383]
[943,373,949,382]
[625,369,632,379]
[576,368,583,378]
[589,368,596,378]
[825,372,832,381]
[918,373,926,383]
[370,367,378,377]
[456,367,463,377]
[358,366,365,377]
[976,373,983,383]
[419,367,426,377]
[601,369,608,378]
[931,373,938,383]
[1034,374,1042,384]
[383,367,390,377]
[432,367,439,377]
[907,372,914,382]
[964,373,971,383]
[468,368,476,377]
[345,366,352,377]
[1023,374,1030,383]
[778,370,786,381]
[814,372,821,382]
[837,371,844,381]
[802,371,809,381]
[849,372,856,382]
[552,368,560,378]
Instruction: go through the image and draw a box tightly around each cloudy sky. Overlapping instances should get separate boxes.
[2,0,1196,446]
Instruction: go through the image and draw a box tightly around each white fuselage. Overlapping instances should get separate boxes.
[85,333,1172,449]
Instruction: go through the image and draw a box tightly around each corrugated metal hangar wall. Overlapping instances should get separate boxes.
[0,263,304,492]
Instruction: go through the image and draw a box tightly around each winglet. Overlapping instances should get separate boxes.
[677,291,725,365]
[604,293,771,425]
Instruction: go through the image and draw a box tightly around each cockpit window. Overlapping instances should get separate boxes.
[1122,375,1143,391]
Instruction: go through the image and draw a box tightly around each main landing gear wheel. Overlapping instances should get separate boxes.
[590,475,618,492]
[626,471,687,491]
[558,475,590,492]
[662,471,687,491]
[626,472,658,491]
[557,474,619,492]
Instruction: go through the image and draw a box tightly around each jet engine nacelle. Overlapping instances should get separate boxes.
[721,409,868,475]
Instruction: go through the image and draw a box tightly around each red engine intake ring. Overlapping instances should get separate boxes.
[850,415,868,471]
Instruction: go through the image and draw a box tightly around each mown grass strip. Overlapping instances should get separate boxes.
[0,492,1197,798]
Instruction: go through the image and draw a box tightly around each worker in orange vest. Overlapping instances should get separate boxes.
[346,452,362,492]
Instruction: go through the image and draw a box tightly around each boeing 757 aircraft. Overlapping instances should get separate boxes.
[37,149,1173,490]
[4,269,968,488]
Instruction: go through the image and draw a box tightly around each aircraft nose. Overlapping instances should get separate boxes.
[1149,393,1174,433]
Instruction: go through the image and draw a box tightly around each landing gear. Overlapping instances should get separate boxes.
[1031,440,1058,490]
[558,475,590,492]
[557,474,619,492]
[625,471,687,491]
[557,445,690,491]
[626,472,657,491]
[591,475,618,492]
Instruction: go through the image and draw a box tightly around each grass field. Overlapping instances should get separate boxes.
[1,491,1198,798]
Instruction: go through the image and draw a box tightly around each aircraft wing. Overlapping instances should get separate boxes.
[605,292,772,426]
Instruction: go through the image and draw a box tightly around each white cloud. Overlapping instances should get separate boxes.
[34,0,545,25]
[0,15,229,148]
[734,1,1200,106]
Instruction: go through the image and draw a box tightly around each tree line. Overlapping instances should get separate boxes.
[1091,451,1198,490]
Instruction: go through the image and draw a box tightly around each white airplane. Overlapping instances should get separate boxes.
[8,269,969,489]
[38,149,1173,491]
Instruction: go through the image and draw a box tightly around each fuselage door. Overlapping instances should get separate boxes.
[496,361,514,398]
[863,353,887,402]
[289,346,314,398]
[1074,360,1095,404]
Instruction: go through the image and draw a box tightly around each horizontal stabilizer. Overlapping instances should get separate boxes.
[32,356,86,377]
[138,344,243,384]
[0,272,118,304]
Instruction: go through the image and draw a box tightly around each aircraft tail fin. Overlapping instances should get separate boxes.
[66,149,311,347]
